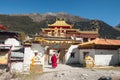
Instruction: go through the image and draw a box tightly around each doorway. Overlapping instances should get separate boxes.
[83,52,89,59]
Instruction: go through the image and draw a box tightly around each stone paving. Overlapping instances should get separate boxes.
[43,64,80,72]
[1,64,120,80]
[38,64,120,80]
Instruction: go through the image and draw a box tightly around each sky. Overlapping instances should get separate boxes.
[0,0,120,26]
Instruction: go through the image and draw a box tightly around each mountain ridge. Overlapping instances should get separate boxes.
[0,12,120,39]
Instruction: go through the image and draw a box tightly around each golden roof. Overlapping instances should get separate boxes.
[42,28,79,31]
[48,20,72,27]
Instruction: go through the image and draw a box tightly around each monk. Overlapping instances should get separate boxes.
[51,54,57,68]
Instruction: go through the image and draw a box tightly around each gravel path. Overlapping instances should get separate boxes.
[0,64,120,80]
[37,64,120,80]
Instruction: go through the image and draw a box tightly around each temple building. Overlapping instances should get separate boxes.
[34,19,98,43]
[0,24,21,44]
[33,19,99,64]
[78,38,120,66]
[0,24,23,72]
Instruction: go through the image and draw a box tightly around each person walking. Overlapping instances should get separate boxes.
[51,54,57,68]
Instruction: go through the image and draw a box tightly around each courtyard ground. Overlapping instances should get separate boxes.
[0,64,120,80]
[37,64,120,80]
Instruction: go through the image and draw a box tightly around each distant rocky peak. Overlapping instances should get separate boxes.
[115,23,120,28]
[44,12,56,16]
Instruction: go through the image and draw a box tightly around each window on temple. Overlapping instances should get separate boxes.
[71,52,75,58]
[48,32,52,36]
[83,38,88,42]
[91,38,95,40]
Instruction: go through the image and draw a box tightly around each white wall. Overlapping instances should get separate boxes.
[23,47,34,73]
[11,62,23,73]
[119,48,120,62]
[5,38,21,50]
[23,46,45,73]
[5,38,20,46]
[65,45,79,64]
[79,49,119,66]
[95,49,119,66]
[79,49,95,64]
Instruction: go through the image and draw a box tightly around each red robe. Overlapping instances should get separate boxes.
[51,54,57,68]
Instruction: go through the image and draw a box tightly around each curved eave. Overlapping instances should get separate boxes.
[79,38,120,47]
[48,20,72,27]
[78,31,98,34]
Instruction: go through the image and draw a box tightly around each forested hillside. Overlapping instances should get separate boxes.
[0,13,120,39]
